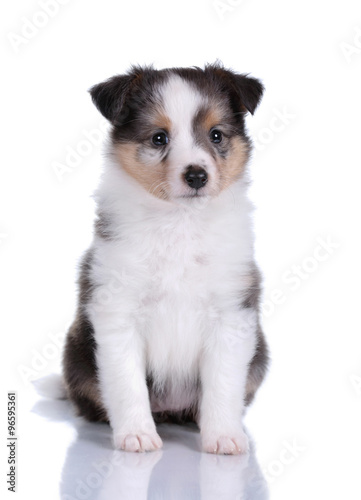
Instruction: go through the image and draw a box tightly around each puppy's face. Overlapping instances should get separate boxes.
[90,65,264,201]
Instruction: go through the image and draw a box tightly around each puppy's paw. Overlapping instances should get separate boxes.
[114,431,163,453]
[202,431,249,455]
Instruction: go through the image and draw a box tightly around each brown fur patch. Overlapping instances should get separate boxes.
[218,137,249,191]
[152,109,172,132]
[201,107,223,132]
[114,143,168,200]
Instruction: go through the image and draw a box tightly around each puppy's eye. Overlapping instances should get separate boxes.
[210,129,223,144]
[152,132,169,146]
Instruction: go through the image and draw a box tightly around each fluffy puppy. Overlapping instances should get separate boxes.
[63,63,269,455]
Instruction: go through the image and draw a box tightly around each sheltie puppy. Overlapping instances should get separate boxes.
[63,63,269,454]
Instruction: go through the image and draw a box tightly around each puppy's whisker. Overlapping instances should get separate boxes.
[149,180,169,199]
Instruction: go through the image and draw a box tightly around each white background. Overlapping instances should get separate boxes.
[2,0,361,498]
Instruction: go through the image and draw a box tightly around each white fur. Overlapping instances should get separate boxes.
[32,374,67,400]
[159,75,220,198]
[86,78,258,454]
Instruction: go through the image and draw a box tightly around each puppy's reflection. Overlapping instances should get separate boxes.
[33,399,268,500]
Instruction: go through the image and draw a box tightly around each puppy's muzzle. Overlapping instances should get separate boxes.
[184,165,208,190]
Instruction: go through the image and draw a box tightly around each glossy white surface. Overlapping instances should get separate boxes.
[22,393,268,500]
[12,374,361,500]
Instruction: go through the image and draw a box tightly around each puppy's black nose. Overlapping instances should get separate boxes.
[184,166,208,190]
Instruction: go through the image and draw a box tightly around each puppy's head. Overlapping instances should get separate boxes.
[90,64,264,201]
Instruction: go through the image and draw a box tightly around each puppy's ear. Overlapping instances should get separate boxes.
[89,67,144,125]
[231,74,264,115]
[208,64,264,115]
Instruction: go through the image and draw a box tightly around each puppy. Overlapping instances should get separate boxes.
[63,64,269,455]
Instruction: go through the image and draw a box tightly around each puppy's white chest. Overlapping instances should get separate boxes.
[140,223,213,376]
[92,196,252,386]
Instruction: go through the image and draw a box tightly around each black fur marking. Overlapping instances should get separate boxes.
[89,66,148,125]
[245,326,269,406]
[63,312,108,422]
[169,64,263,113]
[63,249,108,422]
[77,248,95,307]
[152,408,198,425]
[240,264,269,405]
[230,73,264,115]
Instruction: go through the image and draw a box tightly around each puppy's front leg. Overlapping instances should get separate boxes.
[95,324,162,453]
[200,308,257,455]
